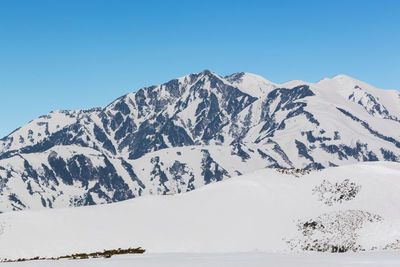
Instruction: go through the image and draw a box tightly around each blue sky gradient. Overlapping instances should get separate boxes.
[0,0,399,138]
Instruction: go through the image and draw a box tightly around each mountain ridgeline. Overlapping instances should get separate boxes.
[0,70,399,212]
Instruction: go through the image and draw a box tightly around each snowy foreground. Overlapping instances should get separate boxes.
[3,252,400,267]
[1,162,400,260]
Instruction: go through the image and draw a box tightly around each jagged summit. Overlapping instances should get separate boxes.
[199,69,215,76]
[0,70,399,213]
[184,69,223,81]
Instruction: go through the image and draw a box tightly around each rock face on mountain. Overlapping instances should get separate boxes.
[0,70,399,212]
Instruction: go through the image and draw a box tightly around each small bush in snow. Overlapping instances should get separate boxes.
[312,179,361,206]
[286,210,382,253]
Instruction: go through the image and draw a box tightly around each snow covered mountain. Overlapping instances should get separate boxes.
[1,162,400,259]
[0,70,399,212]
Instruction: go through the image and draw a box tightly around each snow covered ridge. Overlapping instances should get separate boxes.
[0,70,399,212]
[0,162,400,259]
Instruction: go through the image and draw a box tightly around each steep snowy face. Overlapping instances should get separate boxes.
[0,109,102,155]
[97,70,257,159]
[316,75,400,120]
[0,70,399,213]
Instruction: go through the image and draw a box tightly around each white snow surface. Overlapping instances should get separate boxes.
[2,252,400,267]
[0,162,400,259]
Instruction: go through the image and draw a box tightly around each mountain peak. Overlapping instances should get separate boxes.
[224,72,277,97]
[199,69,219,78]
[200,69,212,75]
[332,74,354,80]
[316,74,375,93]
[193,69,224,81]
[318,74,358,84]
[279,80,314,89]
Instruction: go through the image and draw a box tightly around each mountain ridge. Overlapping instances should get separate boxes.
[0,70,399,212]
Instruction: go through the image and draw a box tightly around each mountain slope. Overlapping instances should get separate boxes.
[0,70,399,212]
[0,162,400,259]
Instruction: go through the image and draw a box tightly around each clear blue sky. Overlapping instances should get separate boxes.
[0,0,399,138]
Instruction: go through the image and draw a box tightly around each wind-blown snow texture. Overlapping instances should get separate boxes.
[0,70,399,212]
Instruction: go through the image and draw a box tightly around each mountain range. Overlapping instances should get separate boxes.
[0,70,399,212]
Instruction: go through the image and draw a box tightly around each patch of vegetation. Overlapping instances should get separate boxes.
[313,179,361,206]
[274,167,316,178]
[286,210,382,252]
[0,247,145,262]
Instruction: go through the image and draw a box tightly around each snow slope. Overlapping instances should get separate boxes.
[0,162,399,259]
